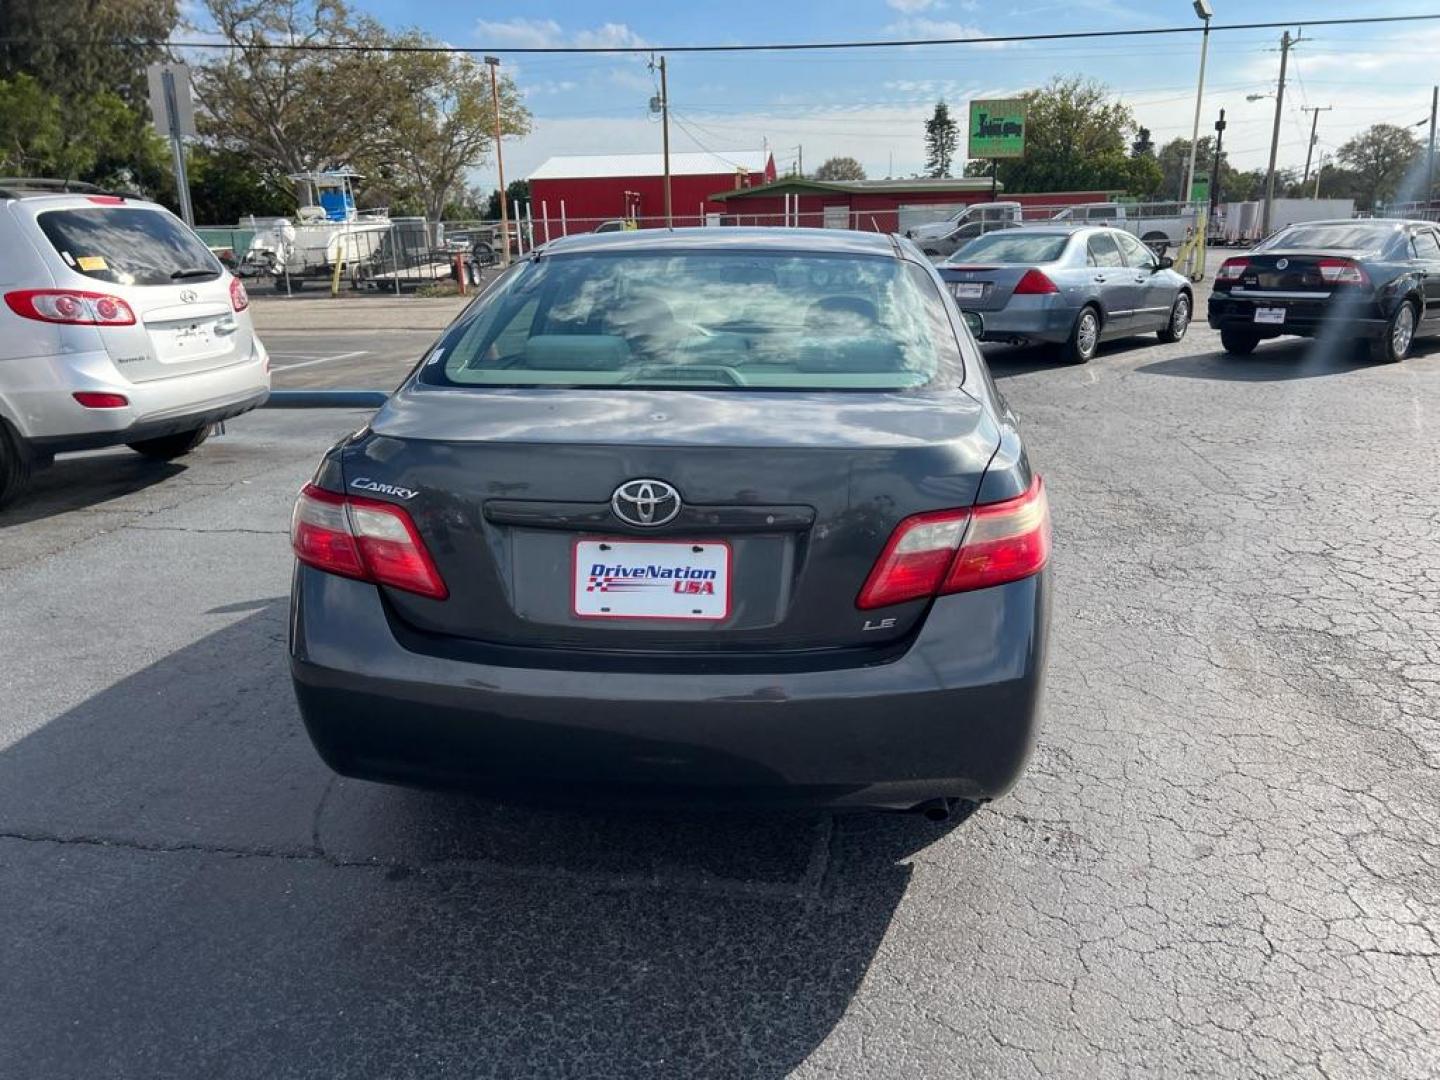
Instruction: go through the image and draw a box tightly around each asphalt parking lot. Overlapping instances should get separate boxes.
[4,269,1440,1078]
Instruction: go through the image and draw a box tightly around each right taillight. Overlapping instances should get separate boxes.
[291,483,447,600]
[857,477,1050,609]
[1013,268,1059,295]
[229,276,250,311]
[4,289,136,325]
[1317,257,1368,285]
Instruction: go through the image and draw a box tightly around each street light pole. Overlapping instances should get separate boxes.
[485,56,510,267]
[1183,1,1214,207]
[1210,109,1227,220]
[660,56,672,229]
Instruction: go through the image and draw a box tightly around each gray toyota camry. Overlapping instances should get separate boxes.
[289,228,1051,814]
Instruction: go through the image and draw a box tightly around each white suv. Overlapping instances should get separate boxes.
[0,180,270,507]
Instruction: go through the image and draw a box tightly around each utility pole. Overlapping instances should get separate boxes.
[1299,105,1331,188]
[660,56,672,228]
[797,145,803,177]
[1262,29,1299,237]
[1428,85,1438,207]
[485,56,510,266]
[1210,109,1227,220]
[1183,1,1214,206]
[1313,154,1326,199]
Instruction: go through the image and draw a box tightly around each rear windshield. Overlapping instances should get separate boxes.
[421,250,963,390]
[37,207,222,286]
[1258,222,1398,254]
[949,232,1069,264]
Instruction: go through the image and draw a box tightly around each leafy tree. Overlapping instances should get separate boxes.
[187,148,292,224]
[813,156,866,181]
[1131,127,1155,159]
[191,0,398,196]
[0,74,153,182]
[1156,137,1236,202]
[485,180,531,221]
[1336,123,1423,209]
[924,102,959,178]
[963,77,1142,195]
[0,0,177,111]
[369,37,530,223]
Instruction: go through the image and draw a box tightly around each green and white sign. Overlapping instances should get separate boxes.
[968,99,1027,159]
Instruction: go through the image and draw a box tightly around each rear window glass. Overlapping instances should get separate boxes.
[1259,222,1398,253]
[37,207,222,286]
[949,232,1069,264]
[421,250,963,391]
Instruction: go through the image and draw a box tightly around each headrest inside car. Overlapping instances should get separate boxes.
[523,334,632,370]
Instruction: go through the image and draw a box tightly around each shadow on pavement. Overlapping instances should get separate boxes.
[0,451,185,526]
[1137,337,1440,382]
[985,334,1169,379]
[0,600,962,1078]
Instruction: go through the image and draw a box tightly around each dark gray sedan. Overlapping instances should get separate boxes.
[289,228,1051,816]
[938,225,1194,363]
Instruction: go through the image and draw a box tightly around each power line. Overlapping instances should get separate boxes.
[21,12,1440,55]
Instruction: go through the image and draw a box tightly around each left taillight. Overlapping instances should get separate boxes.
[4,289,136,326]
[291,483,448,600]
[229,277,249,312]
[857,477,1050,610]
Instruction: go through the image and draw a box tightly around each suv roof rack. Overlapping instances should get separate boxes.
[0,177,141,200]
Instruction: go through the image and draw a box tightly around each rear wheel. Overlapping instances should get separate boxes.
[0,421,34,510]
[1369,300,1417,363]
[1220,328,1260,355]
[1158,292,1191,343]
[1058,305,1101,364]
[126,425,210,461]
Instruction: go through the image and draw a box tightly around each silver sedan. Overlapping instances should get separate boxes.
[937,225,1193,364]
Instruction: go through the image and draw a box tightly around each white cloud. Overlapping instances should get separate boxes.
[574,23,647,49]
[475,18,646,51]
[474,17,564,49]
[886,0,947,12]
[884,17,1003,47]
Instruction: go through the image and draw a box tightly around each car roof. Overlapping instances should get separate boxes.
[541,226,901,258]
[0,177,144,202]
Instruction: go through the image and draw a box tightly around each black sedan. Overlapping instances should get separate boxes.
[288,228,1051,816]
[1209,218,1440,362]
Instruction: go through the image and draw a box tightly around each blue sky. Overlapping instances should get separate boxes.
[336,0,1440,188]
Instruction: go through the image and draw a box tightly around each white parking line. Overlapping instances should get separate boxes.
[269,350,368,372]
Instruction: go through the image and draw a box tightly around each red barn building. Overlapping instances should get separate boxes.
[528,151,775,234]
[708,177,1119,233]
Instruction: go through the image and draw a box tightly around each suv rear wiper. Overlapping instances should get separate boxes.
[170,267,219,279]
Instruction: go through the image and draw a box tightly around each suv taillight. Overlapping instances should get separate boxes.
[4,289,136,326]
[291,483,447,600]
[229,277,249,312]
[1013,268,1059,295]
[857,477,1050,610]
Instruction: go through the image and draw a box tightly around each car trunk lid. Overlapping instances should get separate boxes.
[1233,250,1372,293]
[345,386,1000,653]
[941,265,1039,311]
[101,282,253,383]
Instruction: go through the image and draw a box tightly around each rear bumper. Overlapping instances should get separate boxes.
[1207,294,1388,338]
[289,566,1051,809]
[2,340,270,450]
[959,296,1075,344]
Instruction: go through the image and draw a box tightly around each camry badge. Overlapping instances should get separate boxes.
[612,479,681,527]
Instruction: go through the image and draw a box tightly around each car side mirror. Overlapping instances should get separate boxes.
[1157,255,1174,270]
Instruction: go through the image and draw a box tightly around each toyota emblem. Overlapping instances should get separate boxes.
[611,479,681,527]
[179,288,198,303]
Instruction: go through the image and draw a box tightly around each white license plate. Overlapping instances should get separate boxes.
[574,539,730,621]
[1254,307,1286,325]
[953,282,986,300]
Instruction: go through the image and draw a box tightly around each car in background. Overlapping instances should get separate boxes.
[1208,219,1440,362]
[937,225,1193,364]
[0,179,270,508]
[906,201,1023,259]
[1048,202,1198,254]
[289,227,1051,816]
